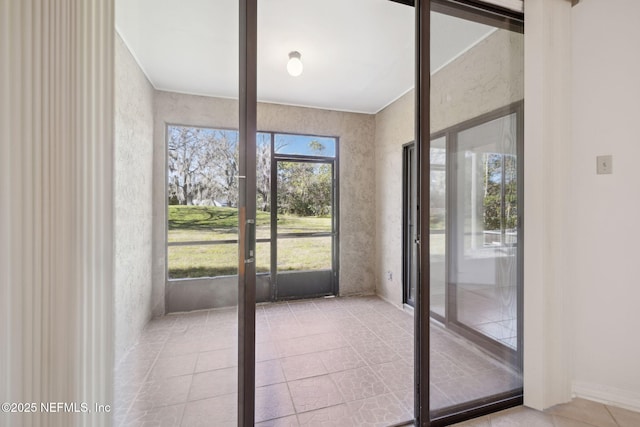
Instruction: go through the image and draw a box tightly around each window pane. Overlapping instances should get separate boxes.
[167,126,239,207]
[274,134,336,157]
[255,133,273,272]
[167,125,240,279]
[431,136,446,165]
[276,161,333,233]
[168,244,238,279]
[168,206,238,243]
[277,236,331,272]
[257,132,271,213]
[255,241,270,274]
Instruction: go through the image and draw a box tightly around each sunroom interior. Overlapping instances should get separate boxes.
[115,0,524,425]
[6,0,640,426]
[113,0,525,425]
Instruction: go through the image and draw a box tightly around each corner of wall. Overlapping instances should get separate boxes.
[151,92,167,319]
[372,91,415,307]
[571,381,640,414]
[114,33,157,363]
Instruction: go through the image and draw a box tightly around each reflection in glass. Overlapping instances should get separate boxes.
[430,6,523,420]
[430,136,447,318]
[454,113,518,349]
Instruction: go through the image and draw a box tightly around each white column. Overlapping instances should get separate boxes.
[523,0,573,411]
[0,1,114,426]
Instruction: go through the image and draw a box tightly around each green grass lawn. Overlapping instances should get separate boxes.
[168,205,332,278]
[168,206,330,242]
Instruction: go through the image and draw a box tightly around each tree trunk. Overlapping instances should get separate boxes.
[182,182,189,205]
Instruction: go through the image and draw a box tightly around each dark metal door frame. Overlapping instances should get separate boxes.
[415,1,431,424]
[270,155,339,301]
[403,142,418,307]
[238,0,257,425]
[416,1,524,425]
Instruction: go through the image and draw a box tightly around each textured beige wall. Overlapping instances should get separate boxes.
[115,34,155,362]
[431,29,524,133]
[152,92,377,310]
[374,29,524,306]
[374,91,414,305]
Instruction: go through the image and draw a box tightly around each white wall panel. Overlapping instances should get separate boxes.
[569,0,640,412]
[523,0,573,411]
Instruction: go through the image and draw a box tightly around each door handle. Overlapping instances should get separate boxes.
[245,219,255,264]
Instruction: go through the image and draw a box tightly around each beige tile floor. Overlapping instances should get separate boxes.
[450,399,640,427]
[114,296,639,426]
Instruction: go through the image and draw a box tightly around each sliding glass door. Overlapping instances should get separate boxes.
[240,0,524,425]
[254,1,414,426]
[449,106,523,363]
[427,2,524,423]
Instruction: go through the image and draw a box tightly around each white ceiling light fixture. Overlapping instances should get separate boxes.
[287,51,303,77]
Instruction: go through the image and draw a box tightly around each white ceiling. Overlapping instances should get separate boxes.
[116,0,494,114]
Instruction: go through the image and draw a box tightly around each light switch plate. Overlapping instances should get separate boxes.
[597,155,613,175]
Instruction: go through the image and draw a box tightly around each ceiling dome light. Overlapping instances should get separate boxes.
[287,51,303,77]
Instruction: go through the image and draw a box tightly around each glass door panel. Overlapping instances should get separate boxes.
[257,1,414,425]
[115,0,245,424]
[429,2,523,421]
[275,160,335,299]
[453,113,519,350]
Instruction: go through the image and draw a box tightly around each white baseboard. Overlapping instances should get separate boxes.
[572,381,640,413]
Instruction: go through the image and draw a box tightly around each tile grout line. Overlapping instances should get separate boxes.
[343,300,413,422]
[266,302,300,425]
[284,298,405,423]
[603,404,621,427]
[125,296,532,426]
[289,305,348,417]
[177,312,211,427]
[117,327,173,426]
